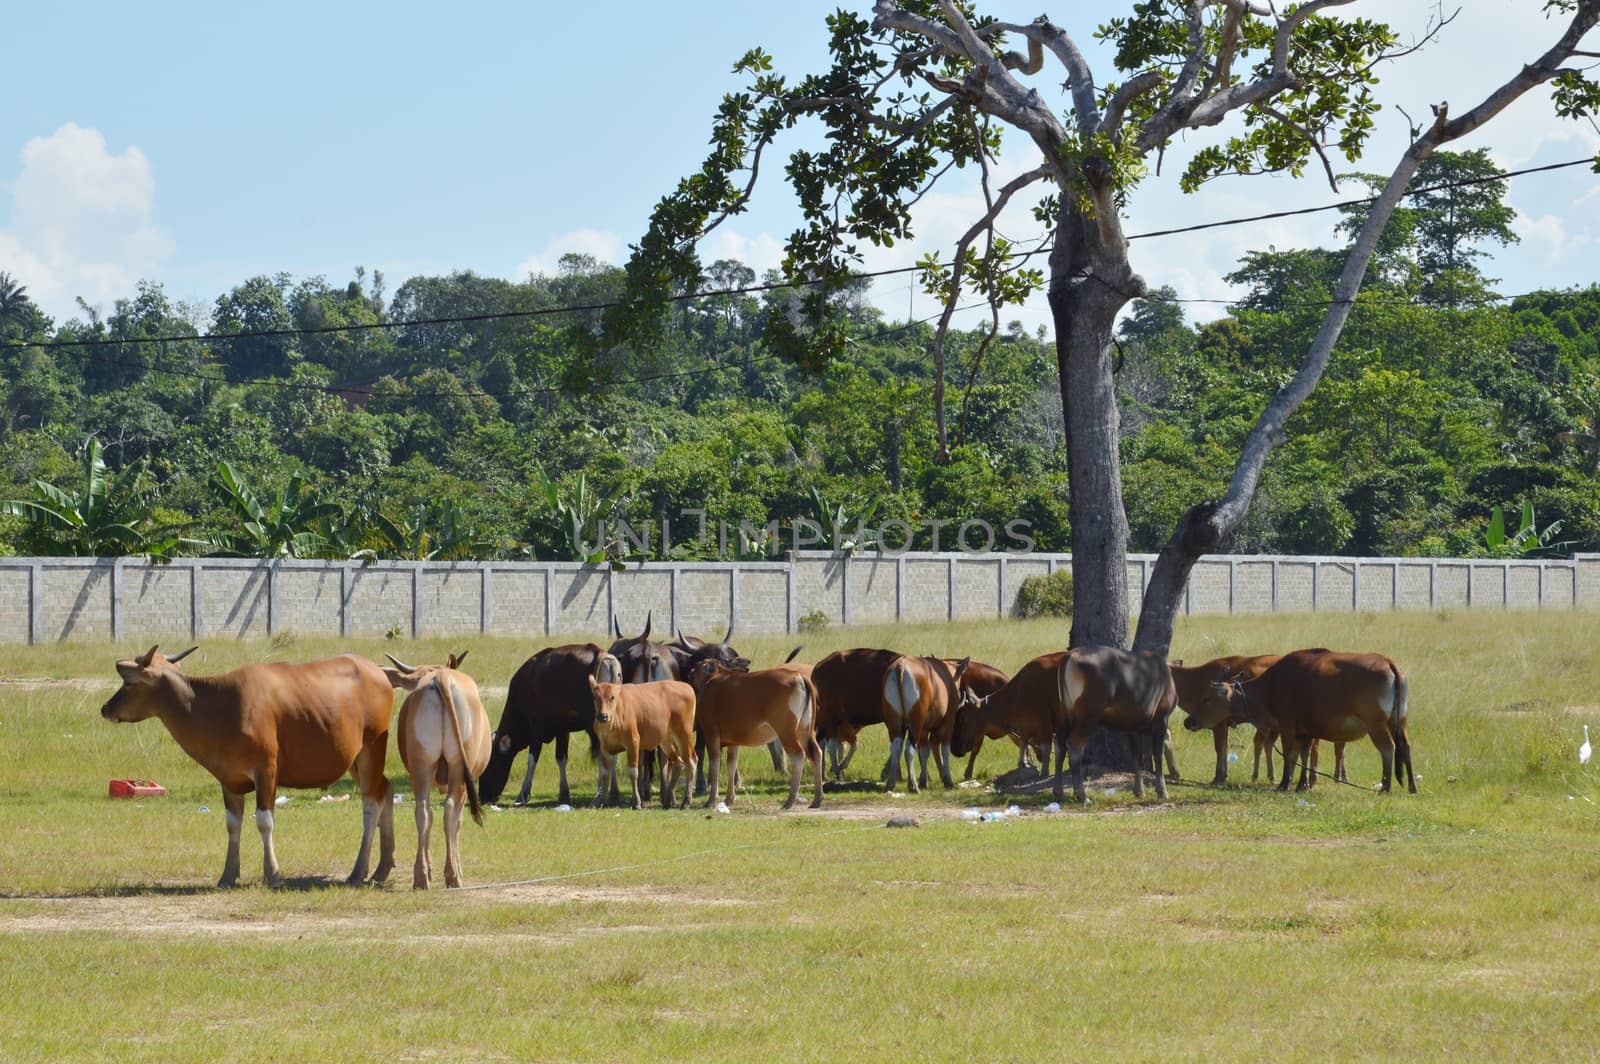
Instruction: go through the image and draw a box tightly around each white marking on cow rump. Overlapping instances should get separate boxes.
[883,664,918,722]
[407,687,450,762]
[787,682,810,725]
[1376,673,1395,718]
[1065,661,1086,710]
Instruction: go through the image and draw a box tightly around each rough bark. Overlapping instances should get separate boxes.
[1050,211,1138,652]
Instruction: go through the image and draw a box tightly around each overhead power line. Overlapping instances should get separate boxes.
[1,155,1592,360]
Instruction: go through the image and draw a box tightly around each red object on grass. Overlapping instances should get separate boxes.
[109,779,167,798]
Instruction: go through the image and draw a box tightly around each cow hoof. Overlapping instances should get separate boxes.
[217,876,238,890]
[1210,775,1227,786]
[809,799,823,809]
[412,877,429,890]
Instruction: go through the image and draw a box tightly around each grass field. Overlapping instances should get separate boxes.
[2,611,1599,1061]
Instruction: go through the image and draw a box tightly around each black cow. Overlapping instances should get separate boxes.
[479,644,622,807]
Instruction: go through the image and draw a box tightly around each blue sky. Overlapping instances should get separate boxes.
[2,2,1597,331]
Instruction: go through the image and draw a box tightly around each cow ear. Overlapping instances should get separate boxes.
[382,667,412,690]
[588,674,599,691]
[116,660,149,684]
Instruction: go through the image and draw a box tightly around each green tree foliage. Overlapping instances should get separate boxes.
[0,437,183,557]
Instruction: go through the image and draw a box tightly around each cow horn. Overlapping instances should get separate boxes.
[385,652,416,673]
[166,646,199,665]
[134,645,159,667]
[722,619,734,644]
[783,645,803,664]
[641,611,653,640]
[612,613,623,639]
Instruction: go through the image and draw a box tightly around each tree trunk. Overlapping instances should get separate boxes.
[1050,209,1134,652]
[1050,204,1139,775]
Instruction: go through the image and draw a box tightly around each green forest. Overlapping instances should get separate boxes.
[1,152,1597,563]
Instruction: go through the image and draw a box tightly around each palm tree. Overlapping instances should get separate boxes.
[0,437,183,557]
[0,273,30,317]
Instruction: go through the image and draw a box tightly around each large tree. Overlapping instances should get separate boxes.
[608,0,1600,658]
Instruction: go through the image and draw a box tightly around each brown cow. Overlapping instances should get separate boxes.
[100,646,395,888]
[588,661,698,810]
[963,651,1068,778]
[1171,654,1282,785]
[949,660,1036,781]
[1190,648,1414,793]
[383,651,491,890]
[689,660,823,810]
[882,655,970,792]
[1055,646,1178,804]
[812,648,902,782]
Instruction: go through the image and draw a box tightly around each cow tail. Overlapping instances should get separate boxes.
[442,676,485,827]
[1389,662,1412,791]
[803,677,822,761]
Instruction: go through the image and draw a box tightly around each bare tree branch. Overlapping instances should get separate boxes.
[1133,0,1600,654]
[988,18,1102,133]
[925,162,1052,457]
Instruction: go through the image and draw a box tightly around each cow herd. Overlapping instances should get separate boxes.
[96,617,1413,890]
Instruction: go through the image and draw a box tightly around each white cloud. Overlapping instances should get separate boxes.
[705,229,785,275]
[1512,210,1594,268]
[0,123,174,319]
[514,228,624,279]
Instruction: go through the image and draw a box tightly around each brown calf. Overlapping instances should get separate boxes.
[1171,654,1282,784]
[383,652,491,890]
[100,646,395,888]
[1194,648,1414,793]
[588,660,698,809]
[881,655,970,792]
[690,660,823,810]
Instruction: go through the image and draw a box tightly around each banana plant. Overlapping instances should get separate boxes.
[806,486,882,553]
[536,469,628,566]
[0,437,185,558]
[210,461,339,558]
[374,498,489,561]
[1483,500,1570,558]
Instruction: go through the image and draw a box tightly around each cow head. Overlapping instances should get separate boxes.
[688,657,735,692]
[672,624,746,676]
[382,652,423,691]
[951,686,988,757]
[588,674,622,725]
[1184,677,1251,732]
[101,644,198,722]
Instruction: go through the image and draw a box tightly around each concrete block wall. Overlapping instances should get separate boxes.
[0,551,1593,644]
